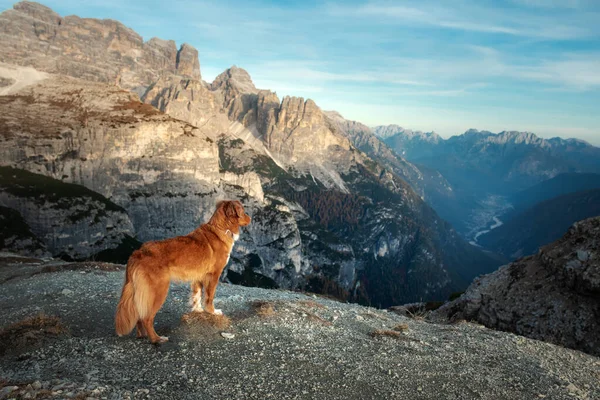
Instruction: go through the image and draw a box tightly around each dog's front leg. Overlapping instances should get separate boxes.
[203,273,223,315]
[190,281,204,312]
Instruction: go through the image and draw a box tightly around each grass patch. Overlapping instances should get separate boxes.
[251,300,276,318]
[181,312,231,330]
[112,100,161,117]
[296,300,327,309]
[369,329,402,339]
[393,323,409,332]
[304,312,332,326]
[0,314,69,356]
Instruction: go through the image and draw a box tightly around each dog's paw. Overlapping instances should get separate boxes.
[191,305,204,313]
[213,309,223,316]
[158,336,169,343]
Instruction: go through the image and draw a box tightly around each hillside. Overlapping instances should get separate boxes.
[508,173,600,217]
[478,189,600,259]
[0,2,503,307]
[1,256,599,399]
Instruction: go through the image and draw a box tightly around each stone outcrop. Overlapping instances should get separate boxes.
[0,167,134,260]
[0,1,201,95]
[434,216,600,356]
[0,206,49,257]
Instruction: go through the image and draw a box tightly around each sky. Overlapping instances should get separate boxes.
[2,0,600,145]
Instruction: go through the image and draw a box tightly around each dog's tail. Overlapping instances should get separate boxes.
[115,258,140,336]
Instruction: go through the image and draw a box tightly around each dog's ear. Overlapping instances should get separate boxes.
[225,201,238,218]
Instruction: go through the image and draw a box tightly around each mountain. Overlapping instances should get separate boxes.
[377,127,600,237]
[325,111,453,203]
[373,125,442,160]
[508,173,600,216]
[477,189,600,259]
[435,216,600,357]
[0,205,48,257]
[0,2,503,307]
[382,128,600,195]
[0,1,200,96]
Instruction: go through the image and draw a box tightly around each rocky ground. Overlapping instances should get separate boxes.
[0,255,599,400]
[434,217,600,358]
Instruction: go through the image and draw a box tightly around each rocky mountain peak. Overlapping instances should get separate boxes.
[373,125,441,143]
[0,2,201,94]
[211,65,257,94]
[491,131,543,146]
[176,43,201,80]
[11,1,60,24]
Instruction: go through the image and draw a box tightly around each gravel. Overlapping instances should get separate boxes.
[1,259,599,400]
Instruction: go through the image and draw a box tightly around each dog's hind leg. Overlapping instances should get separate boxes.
[141,280,170,344]
[190,280,204,312]
[136,321,147,339]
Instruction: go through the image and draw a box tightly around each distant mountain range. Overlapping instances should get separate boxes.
[376,127,600,194]
[374,126,600,236]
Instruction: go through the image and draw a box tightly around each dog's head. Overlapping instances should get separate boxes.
[211,200,251,235]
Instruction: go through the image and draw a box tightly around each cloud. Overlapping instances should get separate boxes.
[328,1,599,40]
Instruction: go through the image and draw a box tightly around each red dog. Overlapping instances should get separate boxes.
[115,200,251,344]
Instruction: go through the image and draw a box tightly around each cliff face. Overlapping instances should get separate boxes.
[0,74,316,287]
[435,216,600,356]
[0,167,134,260]
[0,1,200,95]
[0,206,48,257]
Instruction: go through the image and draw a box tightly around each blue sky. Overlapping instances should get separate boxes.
[2,0,600,144]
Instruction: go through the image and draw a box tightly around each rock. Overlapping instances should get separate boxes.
[61,289,73,296]
[0,167,135,261]
[0,2,201,93]
[577,250,589,262]
[434,217,600,356]
[0,206,49,257]
[220,332,235,339]
[176,44,201,80]
[31,381,42,390]
[0,386,19,398]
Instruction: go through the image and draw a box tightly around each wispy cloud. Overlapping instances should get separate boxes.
[328,1,599,40]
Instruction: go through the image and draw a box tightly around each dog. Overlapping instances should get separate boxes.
[115,200,251,344]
